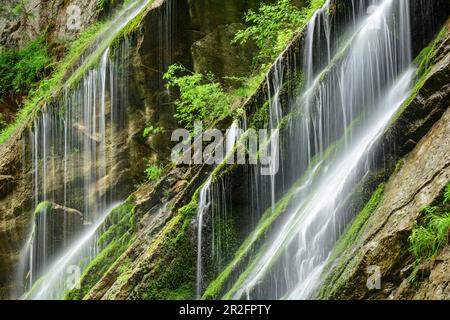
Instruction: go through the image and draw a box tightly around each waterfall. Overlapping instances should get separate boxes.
[24,43,129,300]
[19,0,155,300]
[211,0,415,299]
[196,177,212,299]
[196,120,245,299]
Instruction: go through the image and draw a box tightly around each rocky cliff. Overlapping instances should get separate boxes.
[0,0,449,300]
[320,20,450,299]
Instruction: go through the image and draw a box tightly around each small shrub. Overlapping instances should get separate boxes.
[143,125,164,138]
[145,164,163,182]
[163,64,232,131]
[0,34,52,97]
[408,183,450,283]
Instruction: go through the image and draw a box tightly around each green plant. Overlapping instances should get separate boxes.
[233,0,325,64]
[409,209,450,263]
[163,64,232,130]
[443,184,450,204]
[145,164,163,182]
[143,125,164,138]
[0,34,52,97]
[408,183,450,283]
[12,3,24,17]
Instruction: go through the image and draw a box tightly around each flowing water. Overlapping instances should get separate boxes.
[196,177,213,299]
[196,120,244,299]
[19,0,157,300]
[10,0,436,301]
[197,0,417,299]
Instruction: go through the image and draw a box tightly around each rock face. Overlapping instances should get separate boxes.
[0,133,31,299]
[320,22,450,300]
[0,0,101,48]
[322,108,450,300]
[191,23,256,87]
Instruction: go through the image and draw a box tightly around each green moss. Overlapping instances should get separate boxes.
[389,25,447,126]
[202,173,308,299]
[143,216,196,300]
[34,201,54,216]
[0,34,52,97]
[394,158,404,175]
[64,200,136,300]
[21,276,46,300]
[0,22,106,144]
[417,26,447,79]
[109,0,154,52]
[179,198,199,218]
[319,183,385,299]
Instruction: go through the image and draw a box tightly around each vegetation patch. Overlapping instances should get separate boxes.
[0,34,52,98]
[408,183,450,284]
[141,188,205,299]
[233,0,326,65]
[390,25,448,125]
[163,64,233,131]
[34,201,54,216]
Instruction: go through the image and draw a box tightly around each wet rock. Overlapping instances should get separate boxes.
[0,175,14,199]
[34,201,84,265]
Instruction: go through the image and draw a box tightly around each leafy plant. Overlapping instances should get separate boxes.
[143,125,164,138]
[145,164,163,182]
[233,0,325,64]
[409,210,450,262]
[443,184,450,204]
[0,34,52,97]
[163,64,232,131]
[408,183,450,283]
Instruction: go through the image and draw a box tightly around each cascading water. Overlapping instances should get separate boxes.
[18,0,156,299]
[24,45,129,300]
[203,0,417,299]
[196,121,244,299]
[196,177,212,299]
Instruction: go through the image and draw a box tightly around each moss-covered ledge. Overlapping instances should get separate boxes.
[64,199,136,300]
